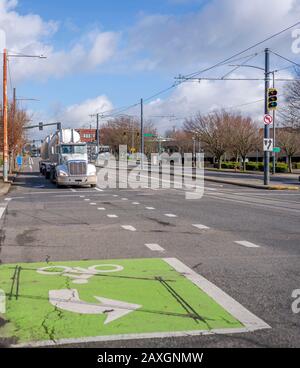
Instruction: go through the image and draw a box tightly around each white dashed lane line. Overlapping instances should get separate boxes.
[90,203,97,205]
[97,207,106,211]
[145,243,165,252]
[0,207,6,219]
[95,188,103,192]
[193,224,210,230]
[84,199,90,201]
[4,198,11,202]
[235,240,261,248]
[122,198,128,201]
[132,202,140,205]
[107,214,118,218]
[164,214,177,218]
[121,225,137,232]
[146,207,155,210]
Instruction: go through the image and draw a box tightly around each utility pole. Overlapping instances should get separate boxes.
[140,98,144,168]
[9,87,16,174]
[3,48,8,182]
[264,48,270,186]
[96,113,100,157]
[272,72,276,175]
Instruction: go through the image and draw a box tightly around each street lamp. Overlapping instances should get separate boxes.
[2,49,46,182]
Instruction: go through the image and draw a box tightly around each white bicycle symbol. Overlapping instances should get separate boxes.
[36,264,124,284]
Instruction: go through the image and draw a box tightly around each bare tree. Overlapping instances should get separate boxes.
[184,110,232,169]
[229,115,259,171]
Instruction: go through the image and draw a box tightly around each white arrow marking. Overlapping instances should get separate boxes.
[49,289,141,324]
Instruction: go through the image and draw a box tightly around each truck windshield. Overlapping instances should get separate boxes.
[61,145,87,154]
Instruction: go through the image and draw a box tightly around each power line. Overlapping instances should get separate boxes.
[183,20,300,79]
[269,50,300,69]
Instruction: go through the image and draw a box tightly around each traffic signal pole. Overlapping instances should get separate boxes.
[272,72,276,175]
[264,48,270,186]
[140,98,144,168]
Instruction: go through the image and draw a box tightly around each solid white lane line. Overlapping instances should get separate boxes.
[107,214,118,218]
[121,225,136,232]
[164,214,177,218]
[95,188,103,192]
[0,207,6,219]
[145,243,165,252]
[193,224,210,230]
[235,241,260,248]
[164,258,270,332]
[146,207,155,210]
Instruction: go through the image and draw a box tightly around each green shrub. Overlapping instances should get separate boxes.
[294,162,300,170]
[273,163,288,173]
[245,162,259,171]
[221,162,240,169]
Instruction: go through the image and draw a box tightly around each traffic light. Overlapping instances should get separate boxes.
[268,88,278,110]
[39,122,43,131]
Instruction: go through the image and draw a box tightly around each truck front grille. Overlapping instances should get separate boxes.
[68,162,87,176]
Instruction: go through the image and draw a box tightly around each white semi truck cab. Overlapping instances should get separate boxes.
[40,129,97,188]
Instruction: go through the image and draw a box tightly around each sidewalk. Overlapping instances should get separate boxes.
[0,172,18,196]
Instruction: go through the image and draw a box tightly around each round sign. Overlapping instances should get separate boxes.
[264,114,273,125]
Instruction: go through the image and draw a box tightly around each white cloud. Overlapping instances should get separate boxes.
[0,0,119,81]
[128,0,300,73]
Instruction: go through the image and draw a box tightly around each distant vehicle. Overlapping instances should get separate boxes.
[39,128,97,187]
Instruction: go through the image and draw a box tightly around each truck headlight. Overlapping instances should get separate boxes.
[58,170,68,177]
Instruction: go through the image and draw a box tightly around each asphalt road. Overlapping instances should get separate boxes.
[0,158,299,348]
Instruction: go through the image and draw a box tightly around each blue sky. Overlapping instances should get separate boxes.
[1,0,299,137]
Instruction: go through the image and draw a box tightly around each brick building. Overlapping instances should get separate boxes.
[75,129,97,143]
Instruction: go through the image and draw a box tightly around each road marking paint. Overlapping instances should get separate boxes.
[95,188,103,192]
[132,202,140,205]
[235,241,261,248]
[70,188,76,192]
[113,195,119,197]
[90,203,97,205]
[146,207,155,210]
[193,224,210,230]
[9,257,270,347]
[84,199,90,201]
[164,258,270,331]
[80,196,85,198]
[121,225,136,232]
[107,214,118,218]
[121,198,128,201]
[164,214,177,218]
[0,207,6,219]
[4,198,12,201]
[145,244,165,252]
[97,208,106,211]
